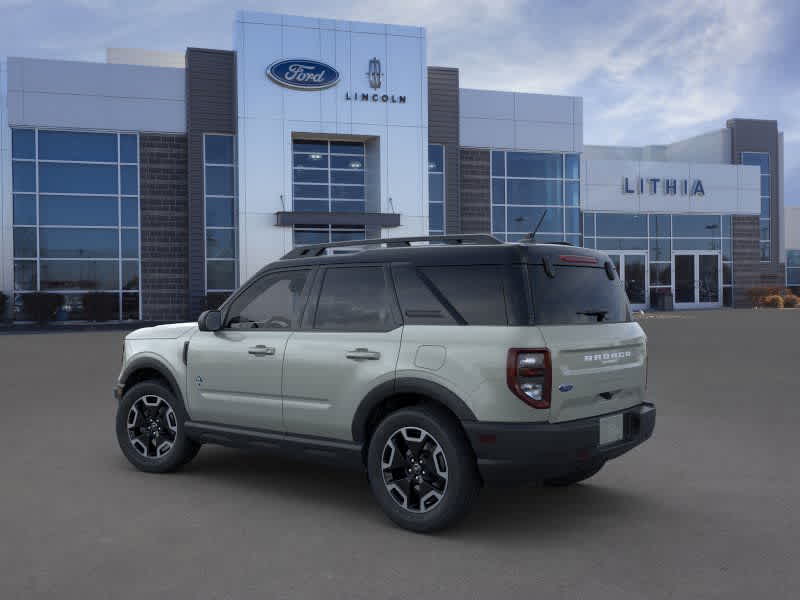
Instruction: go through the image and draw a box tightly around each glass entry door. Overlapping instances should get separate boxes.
[672,252,721,309]
[608,252,648,309]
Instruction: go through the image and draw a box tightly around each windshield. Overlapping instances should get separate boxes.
[529,265,631,325]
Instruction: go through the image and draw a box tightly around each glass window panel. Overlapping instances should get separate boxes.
[294,184,329,199]
[583,213,595,236]
[205,197,234,227]
[330,141,364,155]
[565,234,581,247]
[492,207,505,233]
[293,168,329,184]
[205,165,235,195]
[12,161,36,192]
[649,238,671,261]
[650,263,671,286]
[226,270,310,329]
[741,152,769,174]
[120,134,138,163]
[672,214,721,237]
[428,145,444,172]
[596,238,648,250]
[565,207,580,233]
[294,153,329,168]
[787,268,800,285]
[14,261,37,291]
[673,238,721,251]
[293,140,328,154]
[787,251,800,268]
[121,198,139,227]
[721,215,732,237]
[331,228,366,242]
[12,129,35,159]
[760,242,770,261]
[507,152,562,178]
[761,197,770,218]
[121,229,139,259]
[429,173,444,204]
[429,203,444,232]
[294,229,329,245]
[39,163,118,194]
[207,260,236,290]
[507,179,562,205]
[315,267,392,331]
[40,195,118,226]
[40,260,119,290]
[759,219,770,241]
[121,165,138,195]
[40,228,118,258]
[491,179,505,205]
[205,135,234,164]
[583,236,595,249]
[331,201,365,213]
[565,154,580,179]
[13,227,37,258]
[207,229,235,258]
[506,206,563,233]
[491,151,505,177]
[331,185,364,200]
[122,293,139,320]
[122,261,139,290]
[723,287,732,307]
[38,131,118,162]
[294,199,328,212]
[565,181,580,206]
[760,175,770,196]
[332,170,365,185]
[723,263,732,285]
[595,213,647,237]
[649,214,671,237]
[13,194,36,225]
[330,155,362,169]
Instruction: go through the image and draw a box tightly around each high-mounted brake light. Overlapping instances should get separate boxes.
[559,254,598,265]
[507,348,551,409]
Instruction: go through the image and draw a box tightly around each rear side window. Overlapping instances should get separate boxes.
[419,266,507,326]
[314,266,395,331]
[391,265,457,325]
[529,265,631,325]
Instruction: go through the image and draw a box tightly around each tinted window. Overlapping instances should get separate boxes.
[13,194,36,225]
[420,266,507,326]
[673,214,721,237]
[39,228,118,258]
[596,213,647,237]
[39,163,118,194]
[120,134,138,163]
[205,135,235,164]
[392,265,456,325]
[227,270,310,329]
[206,166,235,195]
[40,195,118,226]
[315,267,393,331]
[40,260,119,290]
[38,131,117,162]
[530,265,630,325]
[12,129,35,159]
[507,152,562,178]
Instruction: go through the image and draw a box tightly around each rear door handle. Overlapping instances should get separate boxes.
[248,345,275,356]
[346,348,381,360]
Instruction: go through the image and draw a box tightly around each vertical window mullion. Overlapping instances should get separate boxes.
[35,128,41,293]
[117,133,123,320]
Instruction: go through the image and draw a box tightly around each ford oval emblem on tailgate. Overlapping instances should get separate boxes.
[558,384,574,392]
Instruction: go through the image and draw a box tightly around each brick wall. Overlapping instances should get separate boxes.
[732,215,787,307]
[459,149,490,234]
[139,134,189,321]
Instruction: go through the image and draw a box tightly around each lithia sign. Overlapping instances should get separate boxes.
[623,176,705,196]
[267,57,406,103]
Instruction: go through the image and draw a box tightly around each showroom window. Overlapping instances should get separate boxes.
[428,144,445,235]
[787,250,800,288]
[742,152,770,261]
[11,128,141,320]
[491,150,580,244]
[292,140,365,213]
[204,134,238,294]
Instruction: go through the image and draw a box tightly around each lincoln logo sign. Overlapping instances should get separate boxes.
[623,176,705,196]
[266,59,340,90]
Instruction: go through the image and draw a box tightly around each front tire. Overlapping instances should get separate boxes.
[367,405,480,533]
[115,380,200,473]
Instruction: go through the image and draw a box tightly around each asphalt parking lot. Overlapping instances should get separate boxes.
[1,309,799,599]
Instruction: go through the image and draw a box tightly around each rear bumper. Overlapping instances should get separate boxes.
[463,403,655,483]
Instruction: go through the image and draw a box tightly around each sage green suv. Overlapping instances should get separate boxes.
[114,235,655,532]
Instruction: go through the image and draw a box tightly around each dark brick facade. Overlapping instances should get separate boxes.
[139,134,189,321]
[730,214,789,307]
[459,149,491,234]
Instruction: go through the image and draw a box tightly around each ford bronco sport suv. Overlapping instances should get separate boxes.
[114,235,655,532]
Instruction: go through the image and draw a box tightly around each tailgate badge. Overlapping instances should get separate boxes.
[558,384,574,392]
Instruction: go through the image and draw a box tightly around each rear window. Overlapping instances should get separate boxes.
[529,265,631,325]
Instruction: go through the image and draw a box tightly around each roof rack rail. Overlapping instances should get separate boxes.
[282,234,501,259]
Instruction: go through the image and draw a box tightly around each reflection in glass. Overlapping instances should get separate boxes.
[40,260,119,290]
[39,228,118,258]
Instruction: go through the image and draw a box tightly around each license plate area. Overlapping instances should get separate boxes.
[599,413,624,446]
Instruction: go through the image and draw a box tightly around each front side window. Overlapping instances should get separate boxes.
[314,267,394,331]
[226,270,310,330]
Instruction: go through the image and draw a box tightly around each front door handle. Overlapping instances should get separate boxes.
[346,348,381,360]
[248,345,275,356]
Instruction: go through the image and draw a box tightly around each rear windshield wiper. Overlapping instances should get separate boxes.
[576,310,608,322]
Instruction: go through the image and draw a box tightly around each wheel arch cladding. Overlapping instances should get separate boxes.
[120,358,183,406]
[352,377,477,443]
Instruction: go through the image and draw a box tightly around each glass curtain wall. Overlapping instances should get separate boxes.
[741,152,771,261]
[787,250,800,289]
[291,139,366,245]
[428,144,445,235]
[11,128,141,320]
[491,151,580,244]
[204,134,238,295]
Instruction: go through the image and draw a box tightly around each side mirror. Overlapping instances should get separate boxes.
[198,309,222,332]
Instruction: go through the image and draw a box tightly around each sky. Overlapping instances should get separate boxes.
[1,0,798,205]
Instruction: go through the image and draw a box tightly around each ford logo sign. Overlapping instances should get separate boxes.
[267,59,340,90]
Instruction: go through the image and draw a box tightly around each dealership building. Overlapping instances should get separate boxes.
[0,10,795,321]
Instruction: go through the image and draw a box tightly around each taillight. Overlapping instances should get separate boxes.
[507,348,551,409]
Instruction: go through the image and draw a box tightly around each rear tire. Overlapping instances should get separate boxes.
[367,405,480,533]
[543,461,604,486]
[116,380,200,473]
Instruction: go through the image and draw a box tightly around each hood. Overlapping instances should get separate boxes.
[126,322,198,340]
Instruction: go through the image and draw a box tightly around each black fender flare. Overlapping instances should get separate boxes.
[119,357,184,406]
[351,377,477,443]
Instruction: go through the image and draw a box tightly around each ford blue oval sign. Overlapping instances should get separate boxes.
[267,59,340,90]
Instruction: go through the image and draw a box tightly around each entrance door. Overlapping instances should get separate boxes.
[607,252,648,310]
[672,252,721,309]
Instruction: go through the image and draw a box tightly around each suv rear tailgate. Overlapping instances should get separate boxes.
[539,322,646,422]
